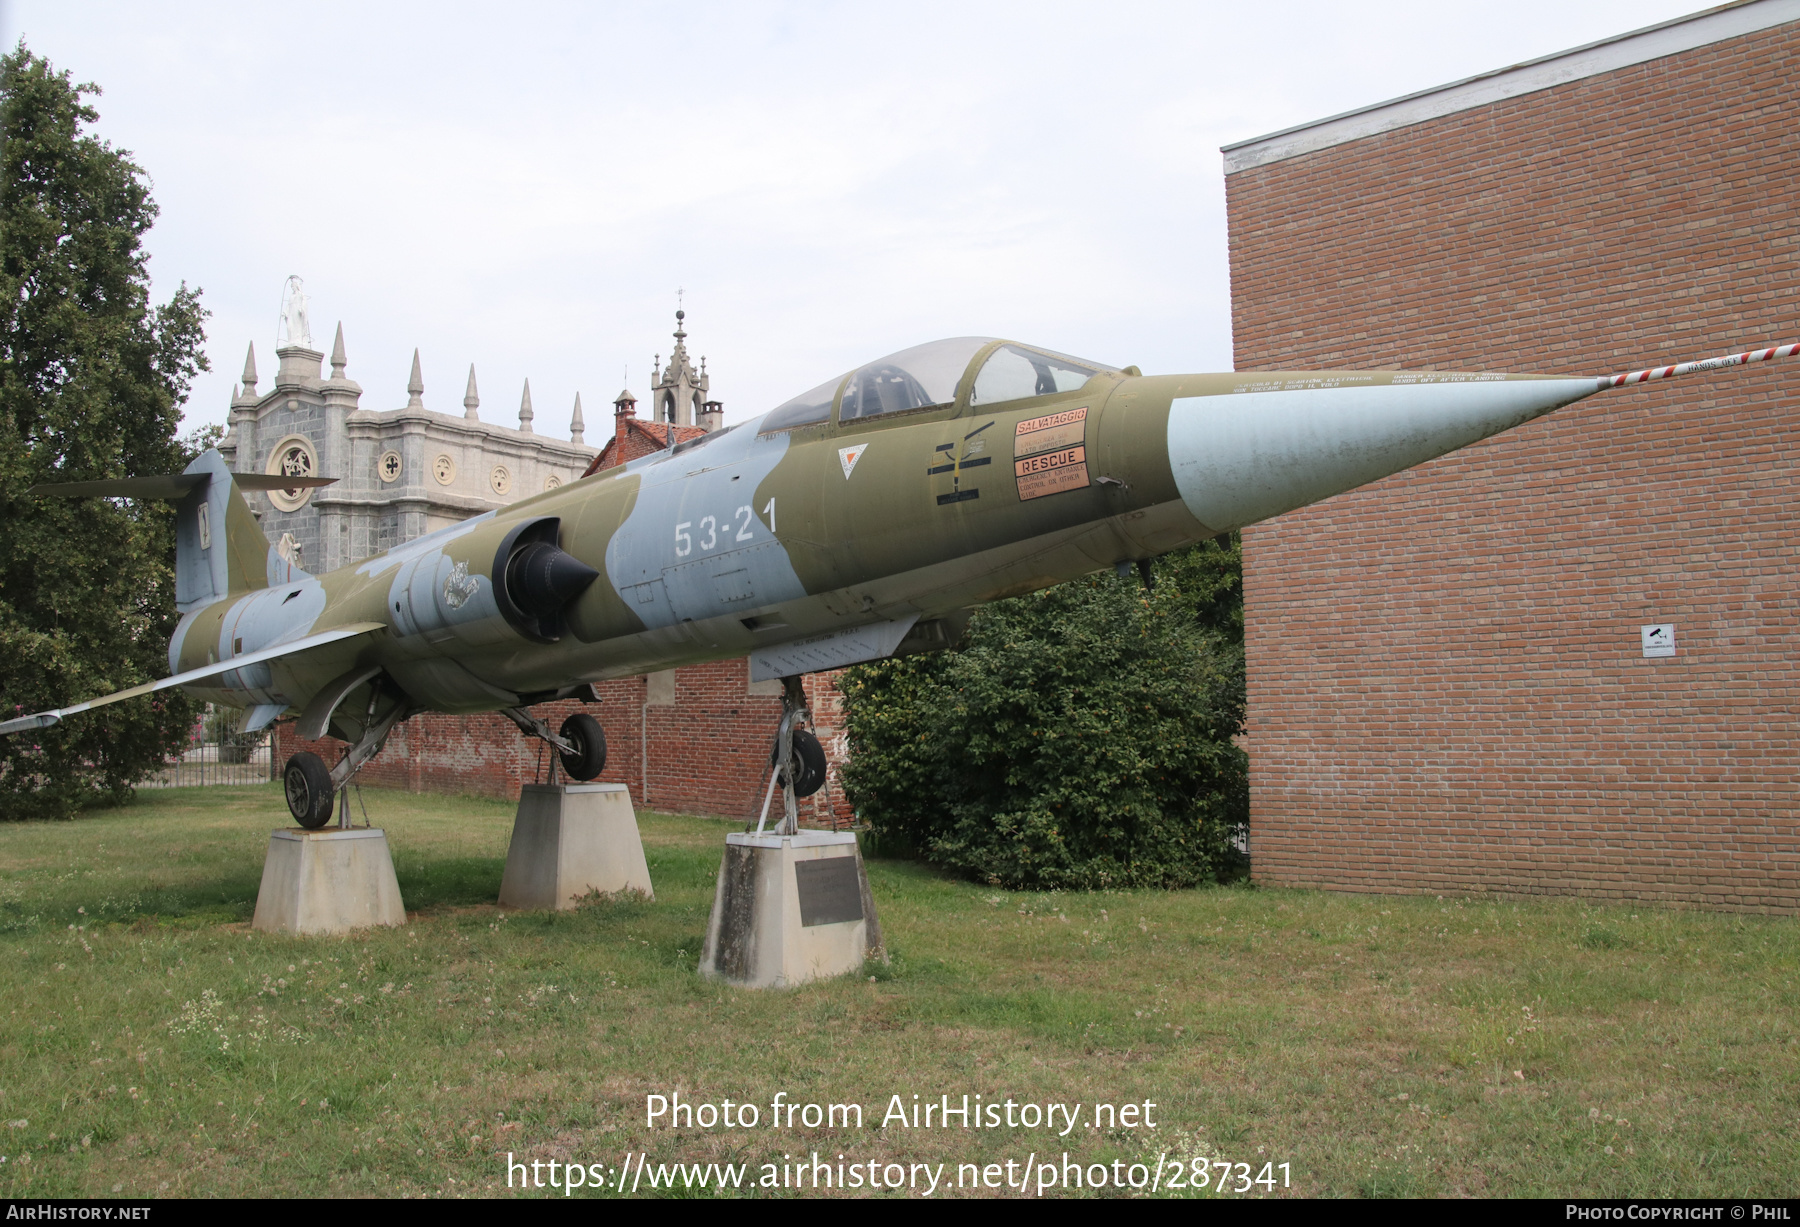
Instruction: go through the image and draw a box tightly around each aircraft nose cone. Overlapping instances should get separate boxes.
[506,542,600,617]
[1165,376,1601,533]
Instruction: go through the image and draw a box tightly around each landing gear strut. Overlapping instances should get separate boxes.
[503,706,608,781]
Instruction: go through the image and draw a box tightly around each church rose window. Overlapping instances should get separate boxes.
[378,451,402,483]
[838,337,995,422]
[434,454,457,485]
[969,344,1111,408]
[263,434,319,512]
[490,466,512,496]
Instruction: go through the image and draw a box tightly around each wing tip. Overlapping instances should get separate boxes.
[0,712,61,735]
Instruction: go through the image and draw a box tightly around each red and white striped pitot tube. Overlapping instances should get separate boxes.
[1603,341,1800,389]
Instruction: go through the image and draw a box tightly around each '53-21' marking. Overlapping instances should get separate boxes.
[674,500,775,557]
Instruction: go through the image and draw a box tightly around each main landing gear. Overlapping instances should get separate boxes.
[283,751,335,829]
[756,675,827,836]
[284,681,413,830]
[502,706,608,782]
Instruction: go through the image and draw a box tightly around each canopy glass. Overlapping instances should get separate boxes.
[758,337,1116,433]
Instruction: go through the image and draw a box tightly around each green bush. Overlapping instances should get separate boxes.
[838,538,1247,890]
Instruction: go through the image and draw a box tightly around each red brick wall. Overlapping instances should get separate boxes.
[1227,23,1800,912]
[274,662,855,827]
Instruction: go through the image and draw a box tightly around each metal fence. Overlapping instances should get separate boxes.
[140,705,278,788]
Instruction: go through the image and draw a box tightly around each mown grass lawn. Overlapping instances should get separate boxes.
[0,783,1794,1198]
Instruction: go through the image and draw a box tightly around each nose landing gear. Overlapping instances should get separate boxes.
[757,675,826,835]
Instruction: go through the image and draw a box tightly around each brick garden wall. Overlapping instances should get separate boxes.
[1226,22,1800,911]
[275,661,854,827]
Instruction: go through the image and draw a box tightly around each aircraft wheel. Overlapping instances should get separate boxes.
[284,752,334,829]
[772,728,828,798]
[558,713,607,781]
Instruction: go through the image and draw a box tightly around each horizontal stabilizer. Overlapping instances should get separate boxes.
[30,473,336,499]
[0,622,385,736]
[230,474,339,491]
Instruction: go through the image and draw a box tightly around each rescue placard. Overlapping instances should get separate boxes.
[1014,407,1090,500]
[1015,444,1089,500]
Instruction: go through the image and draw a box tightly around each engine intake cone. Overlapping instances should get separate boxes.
[506,542,600,618]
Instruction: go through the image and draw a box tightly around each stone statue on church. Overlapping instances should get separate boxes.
[277,275,313,349]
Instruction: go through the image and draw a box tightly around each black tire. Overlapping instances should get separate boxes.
[284,752,334,829]
[558,713,607,780]
[771,727,828,798]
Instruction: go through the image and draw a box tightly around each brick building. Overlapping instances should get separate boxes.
[1224,0,1800,911]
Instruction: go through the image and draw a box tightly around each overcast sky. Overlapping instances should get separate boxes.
[11,1,1702,442]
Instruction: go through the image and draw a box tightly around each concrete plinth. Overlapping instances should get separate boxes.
[498,783,654,909]
[699,831,884,989]
[251,828,407,935]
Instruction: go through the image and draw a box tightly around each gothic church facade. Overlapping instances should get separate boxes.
[217,280,599,573]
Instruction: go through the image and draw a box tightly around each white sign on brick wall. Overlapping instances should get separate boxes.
[1641,624,1676,658]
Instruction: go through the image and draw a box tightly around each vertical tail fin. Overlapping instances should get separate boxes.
[173,450,279,609]
[30,448,334,612]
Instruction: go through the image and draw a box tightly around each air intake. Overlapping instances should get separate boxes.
[492,517,598,642]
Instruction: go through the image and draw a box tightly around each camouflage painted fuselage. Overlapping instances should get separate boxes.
[169,338,1600,730]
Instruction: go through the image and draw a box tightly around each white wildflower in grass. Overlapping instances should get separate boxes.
[170,989,307,1052]
[1162,1125,1212,1168]
[1149,1125,1219,1188]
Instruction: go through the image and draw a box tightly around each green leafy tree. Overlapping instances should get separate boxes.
[838,536,1248,890]
[0,47,209,820]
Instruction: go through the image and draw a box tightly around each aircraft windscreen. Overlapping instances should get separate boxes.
[969,344,1113,408]
[839,337,997,422]
[758,374,847,434]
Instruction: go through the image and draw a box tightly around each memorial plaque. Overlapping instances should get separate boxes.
[795,855,864,927]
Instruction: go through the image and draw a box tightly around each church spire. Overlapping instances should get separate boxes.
[649,307,708,427]
[328,323,347,380]
[241,342,258,395]
[570,392,585,445]
[518,379,534,433]
[406,349,425,410]
[463,365,480,419]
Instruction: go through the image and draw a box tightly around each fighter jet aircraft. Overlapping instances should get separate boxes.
[4,335,1794,828]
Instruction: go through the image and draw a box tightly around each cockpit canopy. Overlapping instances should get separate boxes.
[759,337,1116,433]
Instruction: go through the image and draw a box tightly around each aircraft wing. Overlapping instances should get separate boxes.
[0,622,385,735]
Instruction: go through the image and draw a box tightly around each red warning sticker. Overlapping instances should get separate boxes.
[1014,405,1088,458]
